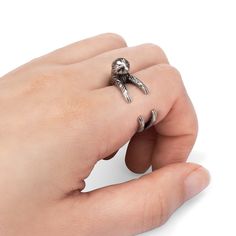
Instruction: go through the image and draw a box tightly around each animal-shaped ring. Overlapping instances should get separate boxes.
[110,58,157,132]
[110,58,149,103]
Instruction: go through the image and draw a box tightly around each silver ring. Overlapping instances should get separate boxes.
[110,58,149,103]
[110,58,157,132]
[137,109,158,132]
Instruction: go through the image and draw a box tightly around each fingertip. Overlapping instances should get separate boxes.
[184,163,210,201]
[125,157,150,174]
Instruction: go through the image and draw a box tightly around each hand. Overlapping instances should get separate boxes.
[0,33,209,236]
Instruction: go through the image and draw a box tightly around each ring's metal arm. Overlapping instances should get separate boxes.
[137,109,158,132]
[128,74,149,95]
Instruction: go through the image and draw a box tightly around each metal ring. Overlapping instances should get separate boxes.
[110,58,149,103]
[137,109,158,132]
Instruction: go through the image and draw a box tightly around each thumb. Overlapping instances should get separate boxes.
[79,163,210,235]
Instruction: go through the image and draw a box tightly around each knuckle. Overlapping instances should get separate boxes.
[193,117,198,137]
[103,32,127,47]
[138,177,170,230]
[141,43,168,63]
[187,110,198,139]
[168,65,183,82]
[144,191,169,230]
[185,102,198,136]
[155,189,170,226]
[155,64,184,93]
[164,65,198,136]
[156,64,198,138]
[160,64,182,81]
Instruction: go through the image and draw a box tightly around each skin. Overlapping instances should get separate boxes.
[0,33,210,236]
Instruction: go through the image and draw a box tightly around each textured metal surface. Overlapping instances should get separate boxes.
[111,58,157,133]
[111,58,149,103]
[137,109,158,132]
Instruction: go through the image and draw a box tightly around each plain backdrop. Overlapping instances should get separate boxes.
[0,0,235,235]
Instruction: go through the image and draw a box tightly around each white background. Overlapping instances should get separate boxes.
[0,0,235,235]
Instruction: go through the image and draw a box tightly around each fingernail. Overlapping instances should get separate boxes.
[184,166,210,200]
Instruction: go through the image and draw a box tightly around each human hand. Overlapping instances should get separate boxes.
[0,33,209,236]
